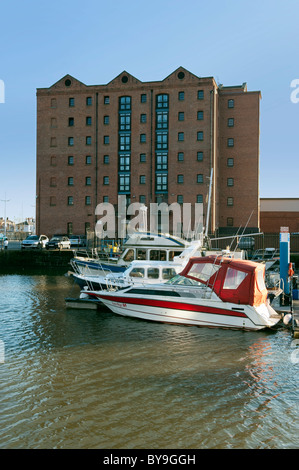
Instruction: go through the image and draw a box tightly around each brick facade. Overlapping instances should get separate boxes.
[36,67,261,238]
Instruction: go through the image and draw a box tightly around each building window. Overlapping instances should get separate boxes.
[197,194,203,203]
[156,152,168,170]
[103,135,109,145]
[197,131,204,141]
[139,195,146,204]
[227,178,234,187]
[50,156,57,166]
[197,90,204,100]
[177,195,184,204]
[67,222,73,235]
[68,196,74,205]
[86,116,92,126]
[156,174,168,192]
[140,153,146,163]
[141,94,147,103]
[228,99,234,108]
[104,96,110,104]
[197,111,204,120]
[227,217,234,226]
[156,132,168,149]
[68,177,74,186]
[86,155,92,165]
[69,98,75,107]
[227,157,234,167]
[68,156,74,165]
[178,91,184,101]
[86,136,92,145]
[50,196,56,206]
[119,175,130,192]
[227,138,234,147]
[140,133,146,143]
[197,151,203,161]
[103,176,109,185]
[197,174,203,183]
[156,111,168,129]
[178,112,184,121]
[51,98,57,108]
[50,137,57,147]
[68,117,74,126]
[177,174,184,184]
[140,114,147,123]
[119,96,131,110]
[68,137,74,146]
[119,134,130,150]
[119,113,131,131]
[85,196,91,205]
[50,177,56,187]
[86,97,92,106]
[178,152,184,161]
[119,155,130,171]
[50,117,56,127]
[178,132,184,141]
[156,94,169,108]
[140,175,146,184]
[228,118,234,127]
[227,197,234,206]
[103,196,109,203]
[86,177,91,186]
[103,155,109,164]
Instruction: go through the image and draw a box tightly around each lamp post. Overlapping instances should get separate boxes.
[1,193,10,237]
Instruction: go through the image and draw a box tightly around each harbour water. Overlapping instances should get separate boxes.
[0,272,298,449]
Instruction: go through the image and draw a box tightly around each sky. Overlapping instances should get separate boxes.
[0,0,298,222]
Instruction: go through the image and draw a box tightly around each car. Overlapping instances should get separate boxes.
[21,234,49,249]
[69,235,87,247]
[46,236,71,250]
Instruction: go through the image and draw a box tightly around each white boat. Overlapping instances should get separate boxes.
[93,255,282,331]
[71,232,199,276]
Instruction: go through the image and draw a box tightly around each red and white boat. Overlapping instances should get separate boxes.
[94,255,282,331]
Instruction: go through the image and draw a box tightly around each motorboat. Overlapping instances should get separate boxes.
[71,232,197,275]
[251,248,280,271]
[93,255,282,331]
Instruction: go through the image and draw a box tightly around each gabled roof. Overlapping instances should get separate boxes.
[40,74,87,91]
[106,70,142,86]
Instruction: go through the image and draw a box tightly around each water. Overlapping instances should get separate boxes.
[0,273,298,449]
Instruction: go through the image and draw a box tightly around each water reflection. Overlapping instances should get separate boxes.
[0,274,298,449]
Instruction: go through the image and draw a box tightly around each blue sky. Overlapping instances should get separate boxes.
[0,0,298,221]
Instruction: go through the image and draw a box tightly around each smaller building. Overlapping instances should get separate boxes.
[260,198,299,233]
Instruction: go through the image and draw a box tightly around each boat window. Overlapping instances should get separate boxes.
[169,250,183,261]
[188,262,221,283]
[123,249,135,261]
[150,250,167,261]
[128,288,181,297]
[129,268,145,278]
[257,269,266,291]
[137,249,146,260]
[166,275,198,286]
[147,268,159,279]
[162,268,177,280]
[223,268,247,290]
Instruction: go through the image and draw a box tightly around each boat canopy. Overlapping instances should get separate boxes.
[180,255,267,307]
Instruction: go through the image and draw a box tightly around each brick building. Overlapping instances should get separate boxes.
[36,67,261,238]
[260,198,299,233]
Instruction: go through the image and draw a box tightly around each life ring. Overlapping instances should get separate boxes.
[288,263,294,278]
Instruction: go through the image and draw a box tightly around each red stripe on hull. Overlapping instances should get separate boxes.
[99,295,247,318]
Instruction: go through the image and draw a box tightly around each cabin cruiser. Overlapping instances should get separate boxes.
[93,255,282,331]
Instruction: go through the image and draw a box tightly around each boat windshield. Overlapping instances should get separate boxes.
[187,262,221,283]
[165,275,199,286]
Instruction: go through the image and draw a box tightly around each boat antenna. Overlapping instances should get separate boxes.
[233,211,254,253]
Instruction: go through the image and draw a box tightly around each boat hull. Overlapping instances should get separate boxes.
[98,293,281,331]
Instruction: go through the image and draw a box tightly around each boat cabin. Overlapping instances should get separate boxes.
[180,255,268,307]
